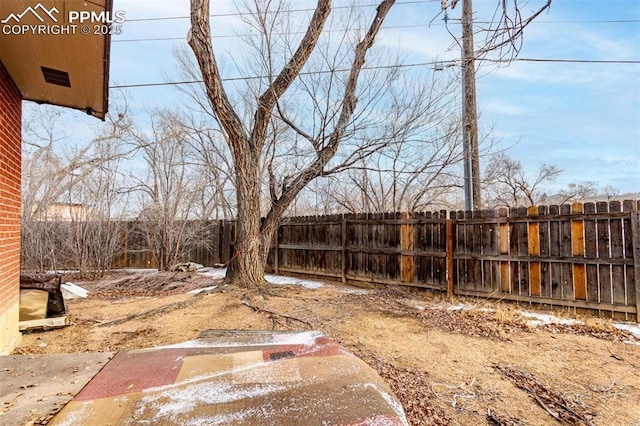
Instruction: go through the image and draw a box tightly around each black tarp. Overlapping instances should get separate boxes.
[19,274,67,317]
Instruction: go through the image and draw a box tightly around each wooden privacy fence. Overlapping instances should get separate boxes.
[100,201,639,319]
[274,201,640,320]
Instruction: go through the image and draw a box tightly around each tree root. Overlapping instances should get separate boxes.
[96,296,203,328]
[241,293,312,330]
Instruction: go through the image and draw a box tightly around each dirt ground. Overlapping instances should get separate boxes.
[13,270,640,426]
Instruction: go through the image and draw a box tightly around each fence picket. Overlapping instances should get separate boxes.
[584,203,598,303]
[623,201,636,313]
[631,210,640,318]
[572,203,587,300]
[610,201,625,308]
[538,205,551,298]
[528,206,541,297]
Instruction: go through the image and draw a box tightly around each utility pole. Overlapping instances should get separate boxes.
[448,0,550,209]
[460,0,481,210]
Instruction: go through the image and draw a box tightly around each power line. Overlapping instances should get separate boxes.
[124,0,436,22]
[109,57,640,89]
[532,19,640,24]
[121,0,639,24]
[109,60,448,89]
[494,58,640,64]
[113,19,640,44]
[113,23,430,43]
[125,14,640,25]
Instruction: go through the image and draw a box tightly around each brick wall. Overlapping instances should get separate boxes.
[0,61,22,354]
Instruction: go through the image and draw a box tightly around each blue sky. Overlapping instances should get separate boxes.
[28,0,640,195]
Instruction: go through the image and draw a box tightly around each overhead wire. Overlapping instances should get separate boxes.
[108,1,639,88]
[112,18,640,43]
[110,60,450,89]
[113,23,432,43]
[123,0,439,22]
[109,57,640,89]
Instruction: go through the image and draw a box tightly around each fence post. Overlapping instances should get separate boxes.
[528,206,541,296]
[631,211,640,322]
[341,214,347,284]
[446,217,454,297]
[499,208,510,293]
[572,202,587,300]
[274,223,280,275]
[400,212,414,284]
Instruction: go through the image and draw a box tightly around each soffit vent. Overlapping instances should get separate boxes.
[41,66,71,87]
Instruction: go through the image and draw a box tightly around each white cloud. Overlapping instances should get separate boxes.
[483,100,530,116]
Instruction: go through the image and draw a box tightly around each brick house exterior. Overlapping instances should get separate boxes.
[0,0,112,353]
[0,62,22,354]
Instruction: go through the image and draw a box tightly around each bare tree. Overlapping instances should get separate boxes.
[188,0,440,287]
[474,0,552,62]
[129,110,212,270]
[21,105,133,275]
[483,153,560,207]
[61,137,133,276]
[483,153,600,208]
[318,117,463,213]
[602,185,621,201]
[556,182,597,205]
[179,112,236,220]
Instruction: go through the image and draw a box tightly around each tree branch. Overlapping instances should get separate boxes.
[188,0,249,159]
[252,0,332,149]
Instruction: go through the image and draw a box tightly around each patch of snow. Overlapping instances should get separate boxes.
[187,285,218,295]
[426,302,450,311]
[135,380,285,424]
[196,268,227,280]
[46,269,80,274]
[264,274,323,289]
[269,330,326,345]
[117,268,158,274]
[153,331,326,349]
[520,311,583,328]
[196,268,324,289]
[48,400,93,426]
[447,303,466,311]
[173,262,204,272]
[149,340,223,349]
[613,323,640,340]
[182,409,257,426]
[398,298,426,311]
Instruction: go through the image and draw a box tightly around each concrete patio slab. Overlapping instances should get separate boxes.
[0,352,112,425]
[48,330,408,425]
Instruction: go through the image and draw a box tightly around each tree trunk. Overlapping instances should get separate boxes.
[224,164,267,288]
